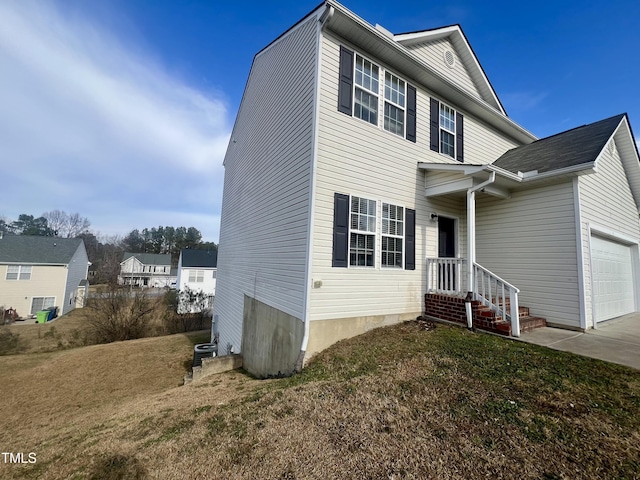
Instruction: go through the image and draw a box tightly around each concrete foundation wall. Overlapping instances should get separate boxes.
[305,311,420,362]
[242,295,305,378]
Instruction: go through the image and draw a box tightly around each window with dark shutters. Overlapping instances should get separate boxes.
[456,112,464,162]
[332,193,349,267]
[405,209,416,270]
[430,97,464,161]
[338,46,354,116]
[430,98,440,152]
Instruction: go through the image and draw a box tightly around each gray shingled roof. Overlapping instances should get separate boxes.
[493,114,625,174]
[180,248,217,268]
[0,235,83,264]
[122,252,172,265]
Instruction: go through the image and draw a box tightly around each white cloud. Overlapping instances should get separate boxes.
[0,0,230,242]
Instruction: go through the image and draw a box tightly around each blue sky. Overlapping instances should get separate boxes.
[1,0,639,243]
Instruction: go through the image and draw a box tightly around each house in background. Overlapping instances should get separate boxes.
[176,249,217,313]
[212,0,640,377]
[118,252,175,288]
[0,234,90,319]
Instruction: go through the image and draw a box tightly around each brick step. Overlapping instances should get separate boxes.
[519,316,547,332]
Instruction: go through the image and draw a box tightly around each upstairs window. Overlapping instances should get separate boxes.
[6,265,31,280]
[384,72,406,136]
[188,270,204,283]
[354,55,379,125]
[338,46,416,142]
[439,104,456,158]
[430,98,464,162]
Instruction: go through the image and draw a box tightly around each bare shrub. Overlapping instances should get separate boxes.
[162,287,212,334]
[0,326,23,355]
[86,286,157,343]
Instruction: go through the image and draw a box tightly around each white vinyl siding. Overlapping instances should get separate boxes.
[578,138,640,326]
[404,37,483,101]
[214,16,319,353]
[310,32,479,322]
[476,182,580,328]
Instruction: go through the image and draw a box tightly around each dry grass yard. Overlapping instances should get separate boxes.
[0,321,639,479]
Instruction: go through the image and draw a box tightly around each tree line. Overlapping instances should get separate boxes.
[1,211,217,284]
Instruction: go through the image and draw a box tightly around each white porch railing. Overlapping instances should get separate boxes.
[426,257,466,295]
[473,262,520,337]
[425,258,521,337]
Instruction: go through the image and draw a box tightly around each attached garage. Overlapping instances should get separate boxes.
[590,235,635,323]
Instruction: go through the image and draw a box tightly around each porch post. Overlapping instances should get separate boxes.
[466,189,476,328]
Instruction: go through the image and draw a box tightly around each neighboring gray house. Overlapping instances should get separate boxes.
[213,0,640,377]
[0,234,90,318]
[119,252,175,288]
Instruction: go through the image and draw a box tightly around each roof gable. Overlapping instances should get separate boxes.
[0,235,82,264]
[393,25,505,115]
[492,114,626,175]
[179,249,217,268]
[122,252,172,266]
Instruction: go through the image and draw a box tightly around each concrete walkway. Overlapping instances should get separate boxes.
[519,313,640,370]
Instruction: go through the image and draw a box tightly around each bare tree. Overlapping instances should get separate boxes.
[66,212,91,238]
[42,210,91,237]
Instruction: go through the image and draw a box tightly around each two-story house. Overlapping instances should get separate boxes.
[119,252,175,288]
[212,1,640,377]
[176,248,217,313]
[0,234,90,318]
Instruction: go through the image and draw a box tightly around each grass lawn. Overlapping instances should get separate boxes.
[0,321,638,479]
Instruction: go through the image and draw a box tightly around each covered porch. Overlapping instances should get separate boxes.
[418,162,551,336]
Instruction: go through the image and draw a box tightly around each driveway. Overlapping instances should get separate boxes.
[519,313,640,370]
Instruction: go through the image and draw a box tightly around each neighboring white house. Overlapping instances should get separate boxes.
[176,249,217,313]
[213,0,640,377]
[118,252,175,288]
[0,234,90,318]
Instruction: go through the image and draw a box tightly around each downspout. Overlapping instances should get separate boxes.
[465,171,496,328]
[299,4,334,369]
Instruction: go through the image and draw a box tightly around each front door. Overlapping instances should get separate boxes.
[438,217,457,290]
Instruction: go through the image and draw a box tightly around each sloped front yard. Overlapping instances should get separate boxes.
[1,322,639,479]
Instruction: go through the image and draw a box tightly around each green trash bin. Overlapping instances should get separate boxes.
[36,311,49,324]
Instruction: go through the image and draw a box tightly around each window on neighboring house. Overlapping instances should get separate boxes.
[384,72,405,136]
[188,270,204,283]
[212,270,217,279]
[350,196,376,267]
[354,54,379,125]
[6,265,32,280]
[31,296,55,315]
[382,203,404,268]
[338,46,417,142]
[430,98,464,161]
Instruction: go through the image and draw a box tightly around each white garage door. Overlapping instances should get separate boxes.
[591,235,635,323]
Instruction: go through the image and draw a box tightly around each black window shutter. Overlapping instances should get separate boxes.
[338,46,354,115]
[430,98,439,152]
[406,84,417,143]
[332,193,349,267]
[405,209,415,270]
[456,112,464,162]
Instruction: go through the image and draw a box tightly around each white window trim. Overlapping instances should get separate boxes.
[348,195,377,268]
[346,195,408,270]
[30,296,56,315]
[439,101,457,159]
[381,202,405,269]
[351,52,409,139]
[6,265,32,280]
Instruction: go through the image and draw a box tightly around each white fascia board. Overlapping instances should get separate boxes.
[323,1,536,144]
[425,177,509,198]
[611,117,640,211]
[521,162,596,182]
[417,162,485,176]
